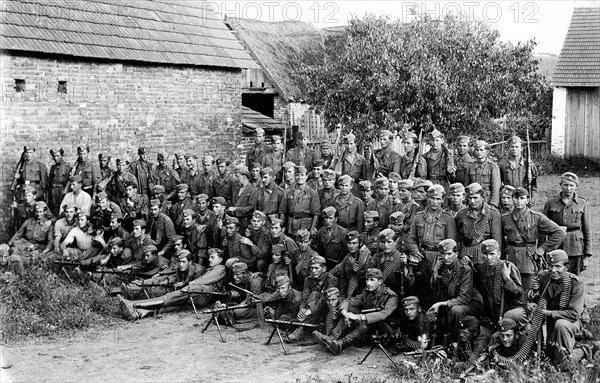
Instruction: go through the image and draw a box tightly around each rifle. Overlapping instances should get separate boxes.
[201,303,253,342]
[408,130,423,180]
[10,146,28,194]
[399,259,405,298]
[264,318,321,355]
[63,157,79,195]
[525,127,533,200]
[370,142,380,181]
[229,282,262,301]
[229,282,267,328]
[442,141,455,182]
[332,127,342,173]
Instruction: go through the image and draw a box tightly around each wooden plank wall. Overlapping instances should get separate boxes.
[566,87,600,158]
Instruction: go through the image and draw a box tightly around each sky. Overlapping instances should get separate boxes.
[214,0,600,55]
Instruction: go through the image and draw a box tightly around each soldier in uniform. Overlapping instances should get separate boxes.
[395,296,432,352]
[454,183,502,266]
[280,161,296,190]
[373,130,402,178]
[13,147,48,202]
[260,275,302,322]
[333,175,364,232]
[174,150,188,180]
[257,167,283,220]
[464,140,501,208]
[98,153,113,183]
[388,211,408,253]
[286,130,318,174]
[73,146,101,196]
[319,169,339,209]
[170,183,194,232]
[246,127,272,170]
[53,204,78,254]
[307,159,325,191]
[454,136,474,186]
[331,231,373,299]
[423,128,456,189]
[184,156,202,198]
[292,228,316,290]
[47,148,71,216]
[398,132,426,179]
[154,150,180,201]
[207,197,227,250]
[247,210,271,274]
[366,177,398,229]
[502,187,566,292]
[359,180,375,207]
[224,216,256,270]
[13,186,38,229]
[121,219,156,265]
[262,135,284,182]
[249,162,263,189]
[128,147,154,198]
[542,172,592,275]
[319,141,335,170]
[119,180,149,232]
[228,165,258,233]
[279,166,321,237]
[361,211,380,255]
[497,136,538,205]
[412,179,433,211]
[315,207,349,270]
[388,172,403,206]
[91,191,122,229]
[221,262,263,325]
[212,157,238,206]
[193,194,214,226]
[339,133,368,195]
[262,244,289,292]
[199,156,216,199]
[444,183,467,217]
[499,185,516,215]
[58,211,93,261]
[106,159,138,202]
[397,179,421,226]
[60,175,92,216]
[371,228,414,299]
[147,198,176,255]
[428,239,483,344]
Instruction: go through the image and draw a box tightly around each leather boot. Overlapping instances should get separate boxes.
[313,331,335,353]
[118,295,139,321]
[286,326,305,343]
[328,331,358,356]
[132,297,165,309]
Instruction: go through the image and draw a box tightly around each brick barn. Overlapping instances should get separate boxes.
[0,0,258,239]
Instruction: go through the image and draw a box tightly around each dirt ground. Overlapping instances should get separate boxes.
[2,175,600,383]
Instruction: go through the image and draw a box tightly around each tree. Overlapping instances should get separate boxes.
[293,14,552,146]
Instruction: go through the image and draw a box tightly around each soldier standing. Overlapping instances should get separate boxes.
[291,228,315,290]
[14,147,48,202]
[319,141,335,170]
[246,127,272,170]
[263,135,285,182]
[119,181,149,232]
[315,207,349,270]
[371,228,414,298]
[170,184,194,232]
[47,148,71,216]
[444,183,467,217]
[73,146,101,196]
[497,136,538,205]
[398,132,426,179]
[339,133,368,195]
[98,153,113,181]
[358,180,375,207]
[279,166,321,237]
[330,231,373,299]
[106,159,138,202]
[227,166,258,233]
[373,130,402,178]
[423,128,456,189]
[286,130,318,173]
[361,211,380,255]
[257,167,283,221]
[499,185,516,215]
[333,175,364,232]
[212,157,238,206]
[154,150,180,201]
[365,177,398,229]
[464,140,501,208]
[454,136,473,186]
[129,147,154,198]
[279,161,296,190]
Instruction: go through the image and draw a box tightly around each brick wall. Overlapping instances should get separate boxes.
[0,52,244,240]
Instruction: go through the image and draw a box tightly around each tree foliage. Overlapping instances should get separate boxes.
[293,14,552,145]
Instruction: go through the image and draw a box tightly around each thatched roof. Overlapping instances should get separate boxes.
[226,16,328,101]
[553,7,600,87]
[1,0,258,69]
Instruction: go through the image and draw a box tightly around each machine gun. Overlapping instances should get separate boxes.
[228,283,267,329]
[264,319,321,355]
[359,333,402,371]
[200,303,253,342]
[186,289,232,319]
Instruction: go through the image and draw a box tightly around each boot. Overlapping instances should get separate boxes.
[286,327,306,343]
[327,332,358,356]
[131,297,165,309]
[313,331,335,353]
[118,295,139,321]
[121,283,131,299]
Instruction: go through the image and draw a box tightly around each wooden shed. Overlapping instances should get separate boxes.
[551,7,600,159]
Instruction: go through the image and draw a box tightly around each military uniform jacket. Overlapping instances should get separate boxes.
[194,208,215,227]
[212,173,238,205]
[293,247,317,288]
[443,202,467,217]
[176,263,206,288]
[501,208,566,274]
[535,270,584,323]
[182,224,208,263]
[9,217,54,251]
[119,194,149,221]
[333,193,364,232]
[407,208,457,255]
[91,202,122,228]
[148,213,176,251]
[432,260,477,308]
[319,187,339,209]
[424,148,455,185]
[373,146,402,177]
[361,227,380,255]
[249,226,270,261]
[232,184,258,221]
[474,261,524,323]
[455,203,502,264]
[264,262,289,292]
[257,183,284,216]
[48,159,71,196]
[129,160,154,196]
[154,165,180,195]
[246,142,273,170]
[131,253,168,275]
[464,159,501,207]
[542,193,591,256]
[455,153,474,186]
[497,156,538,194]
[17,160,48,200]
[106,171,138,201]
[123,235,156,263]
[170,197,193,230]
[300,272,339,312]
[316,223,349,265]
[340,285,399,324]
[398,153,426,179]
[399,310,431,343]
[263,150,284,180]
[74,160,101,191]
[279,184,321,219]
[331,248,373,298]
[262,288,302,319]
[399,199,421,230]
[226,232,255,268]
[340,151,368,181]
[188,264,226,290]
[365,195,400,229]
[370,249,414,293]
[285,146,318,173]
[307,177,324,191]
[236,272,263,304]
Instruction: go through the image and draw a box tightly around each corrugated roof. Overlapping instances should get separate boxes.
[226,16,328,101]
[0,0,259,69]
[552,7,600,87]
[241,106,285,133]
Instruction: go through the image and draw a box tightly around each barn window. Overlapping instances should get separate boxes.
[58,81,67,94]
[14,79,25,92]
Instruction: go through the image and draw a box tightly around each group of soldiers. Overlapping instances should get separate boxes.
[2,126,596,372]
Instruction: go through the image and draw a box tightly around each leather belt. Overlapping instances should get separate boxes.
[506,241,536,247]
[293,213,312,219]
[566,227,581,232]
[421,245,438,251]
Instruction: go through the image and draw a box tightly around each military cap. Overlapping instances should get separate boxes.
[560,172,579,185]
[388,172,401,182]
[379,228,396,241]
[182,209,195,218]
[178,250,192,260]
[142,244,158,254]
[176,183,189,192]
[501,185,516,196]
[322,169,336,180]
[250,162,262,171]
[320,140,332,149]
[96,191,108,201]
[235,165,251,178]
[311,255,327,265]
[111,210,123,220]
[225,216,239,226]
[359,180,372,190]
[438,239,458,252]
[427,184,446,197]
[108,237,123,246]
[338,174,353,185]
[76,209,90,218]
[271,135,282,143]
[389,211,405,225]
[254,127,265,136]
[295,229,310,241]
[202,155,215,164]
[35,201,48,210]
[295,165,307,174]
[212,196,226,205]
[171,234,184,243]
[481,239,500,254]
[115,158,128,166]
[216,157,229,166]
[465,183,484,196]
[252,210,266,222]
[498,318,517,332]
[459,316,480,331]
[270,217,284,227]
[364,210,379,220]
[546,249,568,265]
[322,206,337,218]
[208,248,224,256]
[232,262,248,273]
[77,146,88,153]
[344,133,356,143]
[346,230,360,242]
[276,275,291,287]
[174,149,186,158]
[297,130,308,140]
[283,161,296,170]
[512,187,529,198]
[366,268,383,279]
[380,129,394,139]
[507,136,523,146]
[455,136,470,144]
[403,132,418,143]
[402,296,420,307]
[138,147,148,155]
[398,179,414,190]
[70,175,83,183]
[196,193,209,202]
[313,159,325,168]
[326,287,340,298]
[133,219,146,227]
[97,152,109,161]
[23,185,37,194]
[62,203,75,211]
[473,140,488,149]
[124,180,137,189]
[427,128,443,140]
[149,198,161,207]
[157,149,169,161]
[414,179,433,190]
[375,177,389,188]
[260,167,274,176]
[271,244,285,254]
[448,183,465,194]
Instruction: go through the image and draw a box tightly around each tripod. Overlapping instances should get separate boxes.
[359,335,401,370]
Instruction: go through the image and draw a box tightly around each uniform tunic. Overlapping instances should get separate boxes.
[16,160,48,201]
[464,159,501,207]
[543,193,591,258]
[455,203,502,265]
[279,184,321,235]
[333,193,364,232]
[129,159,154,197]
[48,159,71,215]
[373,146,402,178]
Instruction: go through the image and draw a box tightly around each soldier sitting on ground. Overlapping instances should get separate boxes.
[394,296,432,353]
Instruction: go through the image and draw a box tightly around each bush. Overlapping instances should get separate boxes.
[0,265,118,343]
[537,154,600,176]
